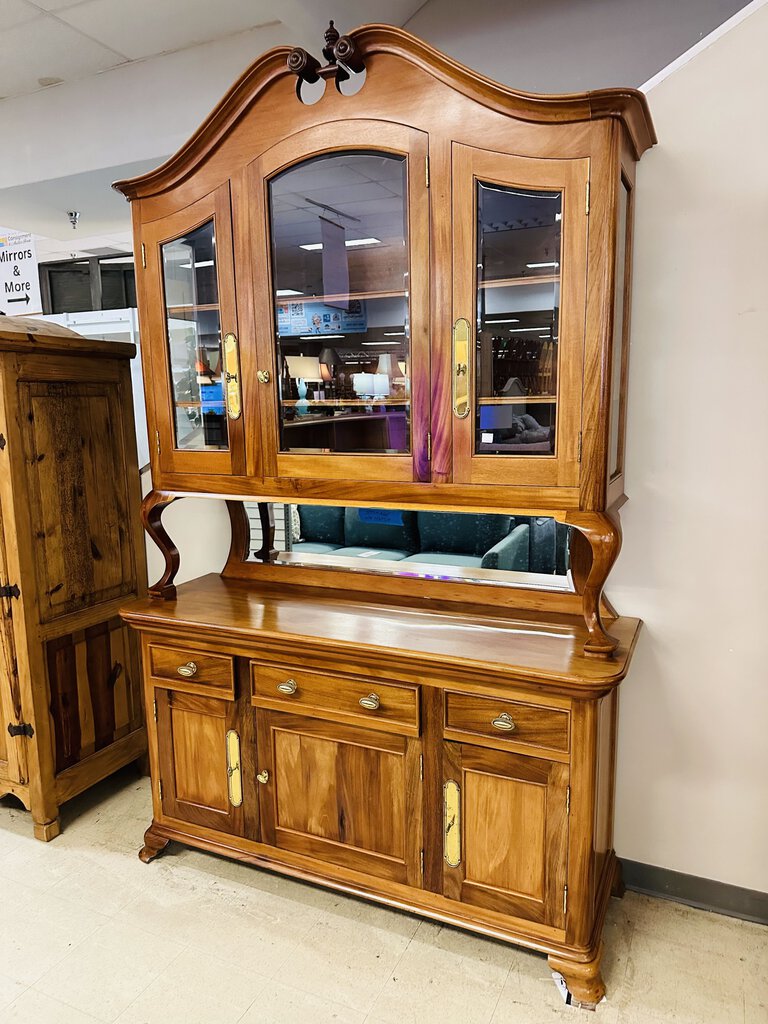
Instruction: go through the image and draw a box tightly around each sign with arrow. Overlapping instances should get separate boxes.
[0,229,42,316]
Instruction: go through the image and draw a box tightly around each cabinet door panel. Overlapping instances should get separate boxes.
[249,120,431,484]
[141,185,247,478]
[449,145,589,489]
[443,742,568,927]
[156,689,243,834]
[257,710,422,886]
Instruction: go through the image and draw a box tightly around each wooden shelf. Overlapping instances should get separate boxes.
[478,396,557,405]
[275,288,406,305]
[167,303,220,314]
[479,274,558,290]
[282,398,409,408]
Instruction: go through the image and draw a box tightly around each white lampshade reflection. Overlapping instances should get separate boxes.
[285,355,322,380]
[375,353,396,376]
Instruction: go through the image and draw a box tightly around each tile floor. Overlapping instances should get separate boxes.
[0,769,764,1024]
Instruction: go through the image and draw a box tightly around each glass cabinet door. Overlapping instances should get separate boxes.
[451,146,589,489]
[143,185,244,477]
[250,123,430,483]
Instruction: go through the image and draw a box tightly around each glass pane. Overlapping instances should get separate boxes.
[161,220,228,451]
[49,263,91,313]
[246,503,573,591]
[268,152,410,455]
[609,180,629,478]
[475,182,562,456]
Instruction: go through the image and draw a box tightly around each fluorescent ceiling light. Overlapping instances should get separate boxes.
[485,319,520,324]
[299,334,345,340]
[179,260,214,269]
[276,288,303,296]
[506,326,551,333]
[526,261,559,269]
[555,213,562,221]
[362,341,398,346]
[299,237,381,251]
[383,331,405,336]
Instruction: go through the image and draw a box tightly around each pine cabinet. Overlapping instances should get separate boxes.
[0,317,147,840]
[118,21,654,1010]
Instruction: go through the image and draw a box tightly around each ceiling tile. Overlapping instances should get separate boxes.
[58,0,279,61]
[0,0,40,30]
[0,17,125,97]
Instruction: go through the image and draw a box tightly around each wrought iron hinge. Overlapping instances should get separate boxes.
[566,786,570,815]
[153,699,158,723]
[141,243,147,269]
[420,849,424,876]
[155,430,161,456]
[425,155,430,189]
[563,884,568,915]
[0,583,20,601]
[577,432,583,463]
[419,754,423,781]
[8,722,33,738]
[585,180,590,216]
[426,431,432,462]
[0,433,5,450]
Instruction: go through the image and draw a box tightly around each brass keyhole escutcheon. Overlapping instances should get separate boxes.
[257,369,271,384]
[257,769,270,784]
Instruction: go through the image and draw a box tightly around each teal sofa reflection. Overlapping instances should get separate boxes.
[289,506,568,574]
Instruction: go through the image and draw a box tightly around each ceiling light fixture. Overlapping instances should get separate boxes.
[526,261,560,269]
[383,331,405,336]
[299,334,345,340]
[485,319,520,324]
[276,289,304,296]
[299,237,381,251]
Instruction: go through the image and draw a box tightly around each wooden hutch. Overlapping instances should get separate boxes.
[116,22,655,1009]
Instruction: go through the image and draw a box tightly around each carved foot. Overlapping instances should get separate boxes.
[33,816,61,842]
[548,945,605,1010]
[566,512,622,658]
[611,858,626,899]
[141,491,180,599]
[139,825,170,863]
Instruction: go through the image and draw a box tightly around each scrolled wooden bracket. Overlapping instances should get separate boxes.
[566,511,622,658]
[141,490,181,600]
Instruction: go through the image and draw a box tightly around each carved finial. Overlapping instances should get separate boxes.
[323,19,340,63]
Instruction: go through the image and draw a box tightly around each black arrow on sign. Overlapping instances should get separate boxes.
[7,294,30,305]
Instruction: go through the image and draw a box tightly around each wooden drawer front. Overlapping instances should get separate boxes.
[445,692,569,756]
[148,643,235,699]
[252,663,419,736]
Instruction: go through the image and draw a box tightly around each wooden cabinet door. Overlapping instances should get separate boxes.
[443,741,568,928]
[155,689,244,835]
[256,709,423,886]
[140,185,247,478]
[448,145,589,489]
[248,121,431,485]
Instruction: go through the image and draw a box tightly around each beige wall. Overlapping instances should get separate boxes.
[610,4,768,890]
[137,6,768,892]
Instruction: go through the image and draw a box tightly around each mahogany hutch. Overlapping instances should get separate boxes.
[0,317,146,840]
[116,22,655,1009]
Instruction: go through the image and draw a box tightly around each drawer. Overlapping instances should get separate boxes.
[147,642,235,699]
[251,663,419,736]
[445,691,569,756]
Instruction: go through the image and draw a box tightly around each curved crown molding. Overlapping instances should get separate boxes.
[114,24,656,202]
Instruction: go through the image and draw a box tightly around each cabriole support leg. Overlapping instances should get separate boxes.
[139,823,170,863]
[567,512,622,658]
[141,490,181,600]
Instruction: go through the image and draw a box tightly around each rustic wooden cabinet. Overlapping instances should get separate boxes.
[117,22,655,1009]
[0,317,147,839]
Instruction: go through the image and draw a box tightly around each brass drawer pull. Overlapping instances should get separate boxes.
[257,769,269,784]
[492,712,516,732]
[277,678,298,695]
[177,661,198,678]
[257,369,271,384]
[359,693,380,711]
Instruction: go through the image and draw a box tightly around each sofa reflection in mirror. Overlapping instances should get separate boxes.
[244,504,571,588]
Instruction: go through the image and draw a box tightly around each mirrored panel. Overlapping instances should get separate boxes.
[475,182,562,456]
[268,152,410,455]
[161,220,228,451]
[246,503,573,592]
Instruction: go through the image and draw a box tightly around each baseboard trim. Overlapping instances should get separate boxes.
[620,859,768,925]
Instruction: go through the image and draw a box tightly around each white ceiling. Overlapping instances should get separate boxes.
[0,0,423,100]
